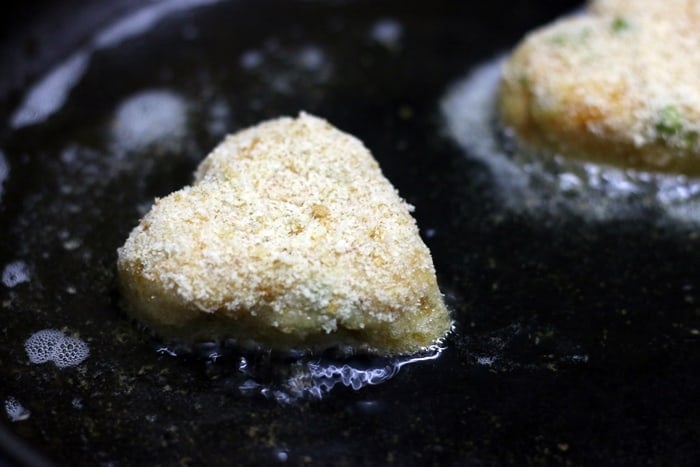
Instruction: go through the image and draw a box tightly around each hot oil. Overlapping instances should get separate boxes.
[441,55,700,224]
[0,0,443,437]
[155,339,446,403]
[437,54,700,395]
[6,0,696,465]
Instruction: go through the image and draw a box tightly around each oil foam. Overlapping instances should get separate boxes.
[441,55,700,223]
[25,329,90,368]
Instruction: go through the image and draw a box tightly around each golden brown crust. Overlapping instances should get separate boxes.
[117,112,451,355]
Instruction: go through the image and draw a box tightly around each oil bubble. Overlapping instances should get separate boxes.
[62,238,82,251]
[4,397,30,422]
[275,449,289,462]
[476,356,496,366]
[240,50,263,69]
[52,336,91,368]
[111,90,188,155]
[25,329,90,368]
[240,41,333,98]
[371,19,402,49]
[296,46,325,71]
[2,260,30,288]
[24,329,65,364]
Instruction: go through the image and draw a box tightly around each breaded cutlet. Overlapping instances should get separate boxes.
[117,112,451,355]
[498,0,700,174]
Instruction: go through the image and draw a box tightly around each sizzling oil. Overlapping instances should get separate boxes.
[441,55,700,223]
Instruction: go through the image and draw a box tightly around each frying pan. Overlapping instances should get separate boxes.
[1,0,698,465]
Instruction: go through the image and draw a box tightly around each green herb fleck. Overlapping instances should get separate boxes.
[655,105,684,137]
[653,106,699,150]
[518,74,530,87]
[549,33,568,46]
[684,130,699,149]
[612,17,631,33]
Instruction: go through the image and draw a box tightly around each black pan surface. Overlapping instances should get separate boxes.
[1,0,698,465]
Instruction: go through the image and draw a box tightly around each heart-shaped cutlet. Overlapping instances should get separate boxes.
[117,112,451,355]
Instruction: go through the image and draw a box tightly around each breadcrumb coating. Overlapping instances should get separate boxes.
[117,112,451,355]
[499,0,700,174]
[590,0,700,21]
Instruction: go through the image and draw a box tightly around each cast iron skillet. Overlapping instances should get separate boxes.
[1,1,698,465]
